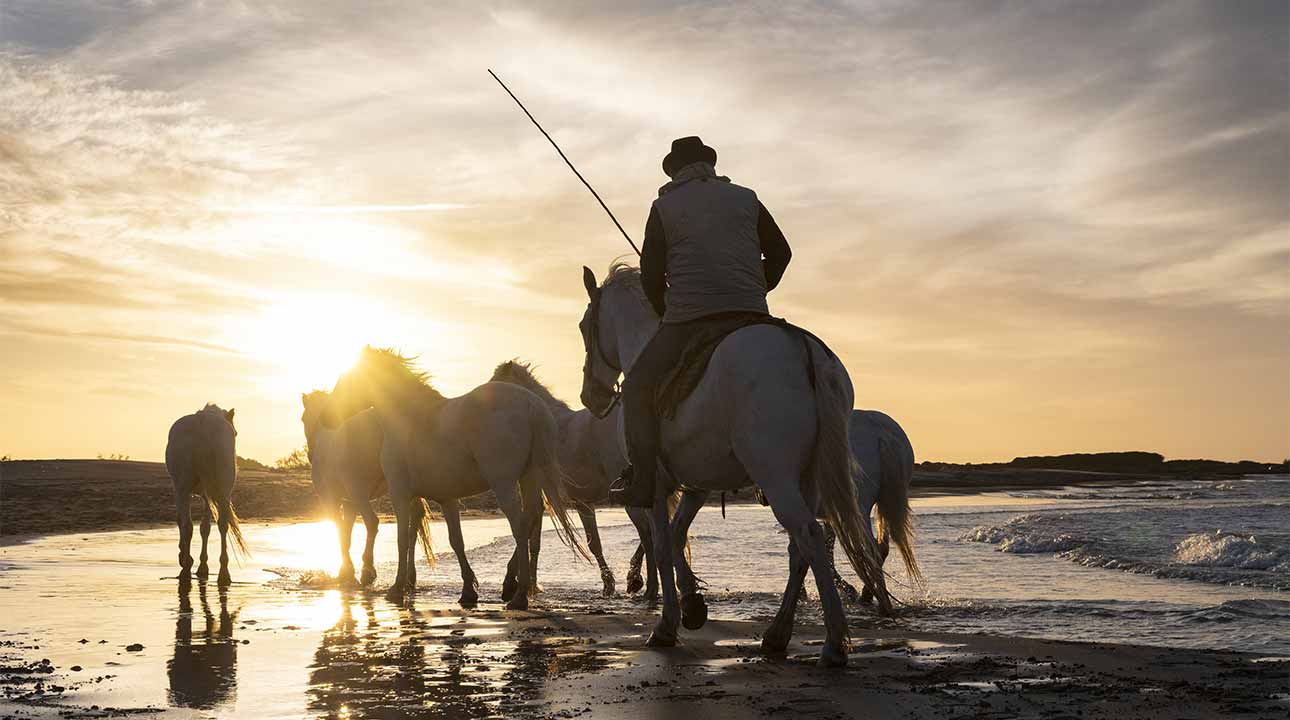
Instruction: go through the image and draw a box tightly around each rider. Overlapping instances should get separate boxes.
[608,136,792,508]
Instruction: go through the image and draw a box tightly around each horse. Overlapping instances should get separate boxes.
[324,346,590,607]
[491,359,684,599]
[301,390,469,594]
[578,264,888,666]
[165,403,248,586]
[624,408,921,605]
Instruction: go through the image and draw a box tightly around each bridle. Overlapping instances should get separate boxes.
[582,289,623,419]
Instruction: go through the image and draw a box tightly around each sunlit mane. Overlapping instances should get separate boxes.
[491,359,571,413]
[200,402,227,414]
[360,346,445,400]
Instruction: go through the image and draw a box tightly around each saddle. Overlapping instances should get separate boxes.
[656,312,837,419]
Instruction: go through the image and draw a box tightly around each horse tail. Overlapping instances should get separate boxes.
[874,428,922,586]
[531,410,592,562]
[206,495,250,563]
[806,344,891,611]
[411,497,436,566]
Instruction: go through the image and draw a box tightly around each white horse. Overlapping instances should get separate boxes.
[578,264,887,666]
[626,408,921,605]
[302,392,384,587]
[324,346,589,607]
[491,360,678,598]
[165,403,247,586]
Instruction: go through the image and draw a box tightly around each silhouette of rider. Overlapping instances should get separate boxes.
[609,136,792,507]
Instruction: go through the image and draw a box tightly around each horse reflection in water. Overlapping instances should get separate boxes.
[306,595,612,718]
[168,581,239,710]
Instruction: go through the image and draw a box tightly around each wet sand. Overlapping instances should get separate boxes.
[6,605,1286,720]
[2,521,1286,719]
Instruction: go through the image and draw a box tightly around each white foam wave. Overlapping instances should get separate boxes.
[960,514,1085,554]
[1173,531,1290,572]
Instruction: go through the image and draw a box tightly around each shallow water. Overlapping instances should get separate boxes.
[1,476,1285,717]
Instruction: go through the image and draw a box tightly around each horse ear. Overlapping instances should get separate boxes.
[226,408,235,423]
[301,392,308,406]
[582,266,598,299]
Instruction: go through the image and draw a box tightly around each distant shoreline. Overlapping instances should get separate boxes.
[2,456,1283,543]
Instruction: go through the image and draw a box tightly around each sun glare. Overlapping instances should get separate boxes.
[241,293,403,392]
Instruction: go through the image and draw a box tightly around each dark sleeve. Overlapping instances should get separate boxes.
[758,202,791,291]
[641,205,667,318]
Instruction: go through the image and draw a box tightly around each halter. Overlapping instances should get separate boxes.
[582,288,623,419]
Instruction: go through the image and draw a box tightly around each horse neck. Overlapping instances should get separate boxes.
[607,289,658,372]
[373,375,444,429]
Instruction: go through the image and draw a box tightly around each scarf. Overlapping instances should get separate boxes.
[658,161,730,197]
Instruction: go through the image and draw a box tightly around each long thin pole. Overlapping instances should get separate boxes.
[488,69,641,257]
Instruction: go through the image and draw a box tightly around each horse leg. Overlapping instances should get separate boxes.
[763,536,809,653]
[385,494,411,602]
[441,499,478,608]
[404,499,418,593]
[215,499,232,587]
[196,499,212,579]
[336,503,359,587]
[626,505,658,600]
[760,482,849,667]
[824,524,860,602]
[578,504,615,597]
[503,507,533,611]
[859,536,889,604]
[646,494,680,646]
[357,500,379,586]
[175,493,194,580]
[671,490,709,630]
[527,509,543,595]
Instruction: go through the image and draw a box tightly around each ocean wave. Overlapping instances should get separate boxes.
[958,510,1290,590]
[1173,531,1290,572]
[959,514,1086,554]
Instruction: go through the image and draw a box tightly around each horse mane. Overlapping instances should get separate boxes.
[360,346,446,401]
[491,359,571,413]
[200,402,227,414]
[601,260,653,311]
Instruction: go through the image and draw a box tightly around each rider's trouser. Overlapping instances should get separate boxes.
[621,320,705,497]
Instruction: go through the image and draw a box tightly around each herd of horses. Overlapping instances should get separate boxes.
[165,263,920,667]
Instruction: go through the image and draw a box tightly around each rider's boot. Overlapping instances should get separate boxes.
[608,465,655,508]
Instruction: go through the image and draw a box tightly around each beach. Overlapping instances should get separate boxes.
[2,464,1288,718]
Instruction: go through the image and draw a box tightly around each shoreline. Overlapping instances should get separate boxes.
[3,458,1268,543]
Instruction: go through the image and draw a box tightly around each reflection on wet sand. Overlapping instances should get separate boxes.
[305,595,618,719]
[168,580,239,710]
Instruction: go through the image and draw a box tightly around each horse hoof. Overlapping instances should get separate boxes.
[384,586,404,603]
[646,629,677,647]
[602,579,616,598]
[680,593,708,630]
[625,573,644,595]
[501,575,518,603]
[836,578,860,603]
[529,582,544,596]
[761,624,791,654]
[459,592,478,609]
[360,566,377,587]
[818,644,848,668]
[195,564,209,579]
[877,598,894,618]
[859,588,874,605]
[217,571,232,588]
[505,596,528,611]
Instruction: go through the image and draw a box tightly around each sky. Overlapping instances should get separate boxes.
[0,0,1286,465]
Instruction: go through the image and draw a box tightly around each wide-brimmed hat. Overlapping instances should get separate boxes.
[662,136,717,177]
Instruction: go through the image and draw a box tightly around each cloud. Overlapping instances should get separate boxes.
[0,1,1284,462]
